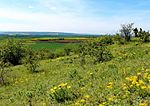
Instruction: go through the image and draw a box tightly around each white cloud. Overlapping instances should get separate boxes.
[0,5,150,34]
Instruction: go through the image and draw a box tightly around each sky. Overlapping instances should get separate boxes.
[0,0,150,34]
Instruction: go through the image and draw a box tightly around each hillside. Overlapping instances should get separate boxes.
[0,41,150,106]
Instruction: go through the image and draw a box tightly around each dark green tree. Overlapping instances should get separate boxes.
[133,28,138,37]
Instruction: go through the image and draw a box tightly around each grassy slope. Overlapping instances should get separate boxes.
[0,42,150,106]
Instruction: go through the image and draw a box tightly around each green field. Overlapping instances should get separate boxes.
[30,42,78,51]
[0,38,150,105]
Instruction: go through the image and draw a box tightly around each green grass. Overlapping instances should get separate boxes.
[0,41,150,106]
[30,42,78,51]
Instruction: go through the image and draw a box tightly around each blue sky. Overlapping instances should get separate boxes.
[0,0,150,34]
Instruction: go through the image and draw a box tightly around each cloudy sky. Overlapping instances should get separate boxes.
[0,0,150,34]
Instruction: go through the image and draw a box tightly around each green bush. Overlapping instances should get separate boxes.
[139,31,150,42]
[0,39,27,65]
[49,83,77,103]
[113,34,125,44]
[23,49,39,73]
[0,61,11,85]
[78,40,113,64]
[99,35,114,45]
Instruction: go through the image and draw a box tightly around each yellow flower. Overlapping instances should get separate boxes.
[80,99,85,103]
[107,82,113,89]
[145,68,150,72]
[42,103,46,106]
[137,72,142,76]
[59,83,67,87]
[67,86,71,89]
[108,96,115,101]
[108,97,113,101]
[75,102,80,106]
[147,85,150,89]
[136,83,140,87]
[50,89,55,93]
[141,86,146,89]
[99,104,104,106]
[99,102,106,106]
[90,73,93,75]
[54,86,57,90]
[138,80,144,85]
[143,73,148,79]
[80,87,85,90]
[122,84,128,89]
[139,102,148,106]
[84,95,90,99]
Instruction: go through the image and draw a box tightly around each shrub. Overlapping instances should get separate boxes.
[0,39,27,65]
[49,83,78,103]
[113,34,125,44]
[139,31,150,42]
[133,28,138,37]
[99,35,114,45]
[23,49,39,73]
[64,48,72,56]
[78,40,113,64]
[0,61,11,85]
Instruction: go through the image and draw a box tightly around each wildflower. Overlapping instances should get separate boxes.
[90,73,93,75]
[59,83,67,87]
[80,87,85,90]
[147,85,150,89]
[99,102,106,106]
[54,86,57,90]
[107,82,113,89]
[75,102,80,106]
[141,86,146,89]
[80,99,85,103]
[108,97,113,101]
[139,102,148,106]
[67,86,71,89]
[137,72,142,76]
[42,103,46,106]
[99,104,104,106]
[143,73,148,79]
[125,77,130,81]
[145,68,150,72]
[138,80,144,85]
[108,96,115,101]
[84,95,90,99]
[50,89,55,93]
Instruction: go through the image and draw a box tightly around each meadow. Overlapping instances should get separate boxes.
[0,35,150,106]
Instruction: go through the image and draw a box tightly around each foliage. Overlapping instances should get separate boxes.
[120,23,134,41]
[0,61,11,85]
[133,28,139,37]
[139,30,150,42]
[98,35,114,45]
[0,39,27,65]
[49,83,78,103]
[78,40,113,64]
[23,49,39,73]
[64,48,72,56]
[113,34,125,44]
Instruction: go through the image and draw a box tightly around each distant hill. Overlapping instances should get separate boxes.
[0,31,99,37]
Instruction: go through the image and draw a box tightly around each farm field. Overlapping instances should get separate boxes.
[29,37,86,51]
[0,37,150,106]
